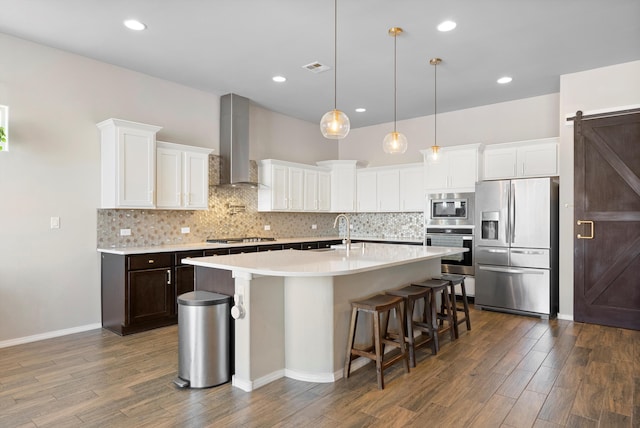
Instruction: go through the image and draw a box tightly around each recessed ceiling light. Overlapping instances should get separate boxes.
[437,20,457,32]
[497,76,513,84]
[124,19,146,31]
[355,108,366,113]
[272,76,287,83]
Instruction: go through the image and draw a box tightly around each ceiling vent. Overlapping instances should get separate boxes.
[302,62,331,73]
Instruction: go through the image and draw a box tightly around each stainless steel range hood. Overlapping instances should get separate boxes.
[218,93,258,187]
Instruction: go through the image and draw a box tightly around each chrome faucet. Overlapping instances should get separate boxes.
[333,214,351,249]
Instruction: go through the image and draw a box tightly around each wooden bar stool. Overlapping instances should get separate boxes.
[386,285,436,367]
[440,274,471,338]
[411,279,455,353]
[344,293,410,389]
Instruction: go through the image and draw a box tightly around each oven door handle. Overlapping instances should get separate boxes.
[484,248,508,254]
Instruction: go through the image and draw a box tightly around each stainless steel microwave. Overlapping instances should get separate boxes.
[427,192,475,226]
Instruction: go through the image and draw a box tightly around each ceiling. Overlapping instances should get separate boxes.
[0,0,639,129]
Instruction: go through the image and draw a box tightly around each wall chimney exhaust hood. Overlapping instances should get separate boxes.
[218,93,258,187]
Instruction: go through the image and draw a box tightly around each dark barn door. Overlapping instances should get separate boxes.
[574,109,640,330]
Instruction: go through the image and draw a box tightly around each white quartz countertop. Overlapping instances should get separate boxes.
[96,236,423,255]
[183,243,466,277]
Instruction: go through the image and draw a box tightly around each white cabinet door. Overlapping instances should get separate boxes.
[271,164,289,210]
[483,147,517,180]
[317,171,331,211]
[423,145,479,193]
[356,170,377,212]
[483,138,558,180]
[450,149,479,189]
[98,118,161,209]
[399,166,425,212]
[519,143,557,177]
[288,167,305,210]
[156,142,211,210]
[303,169,319,210]
[424,155,450,191]
[377,169,400,212]
[331,164,356,212]
[183,151,209,209]
[156,147,182,208]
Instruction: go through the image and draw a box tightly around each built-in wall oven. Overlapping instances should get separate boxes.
[425,227,474,276]
[425,192,476,295]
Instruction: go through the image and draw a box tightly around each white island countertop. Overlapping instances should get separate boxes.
[186,242,467,392]
[183,243,466,277]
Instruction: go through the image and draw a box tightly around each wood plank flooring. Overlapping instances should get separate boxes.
[0,306,638,427]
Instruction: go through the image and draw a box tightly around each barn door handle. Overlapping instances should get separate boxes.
[577,220,594,239]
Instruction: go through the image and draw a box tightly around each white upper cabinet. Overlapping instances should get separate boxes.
[98,118,161,208]
[316,160,359,213]
[156,141,211,210]
[483,137,558,180]
[303,168,331,211]
[422,144,481,193]
[356,163,423,213]
[399,164,425,212]
[259,160,329,212]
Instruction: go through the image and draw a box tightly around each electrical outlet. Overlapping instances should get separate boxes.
[264,225,271,231]
[311,224,317,230]
[181,227,190,234]
[50,217,60,229]
[120,228,131,236]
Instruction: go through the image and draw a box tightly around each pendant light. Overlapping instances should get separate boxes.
[383,27,407,154]
[320,0,350,139]
[430,58,442,160]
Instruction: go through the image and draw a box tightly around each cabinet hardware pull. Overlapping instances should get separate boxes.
[167,269,171,285]
[577,220,594,239]
[148,259,154,264]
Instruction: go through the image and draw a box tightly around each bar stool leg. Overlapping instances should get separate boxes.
[344,307,359,379]
[441,287,456,342]
[405,298,416,367]
[429,289,440,353]
[460,279,472,331]
[373,309,384,389]
[395,303,410,374]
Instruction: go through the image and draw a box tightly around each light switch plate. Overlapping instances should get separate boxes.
[181,227,190,234]
[264,225,271,231]
[50,217,60,229]
[120,228,131,236]
[311,224,317,230]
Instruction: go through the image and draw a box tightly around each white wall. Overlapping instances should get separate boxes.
[0,33,337,346]
[557,60,640,318]
[338,93,560,166]
[250,105,338,163]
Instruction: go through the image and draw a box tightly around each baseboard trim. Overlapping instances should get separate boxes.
[557,313,574,321]
[0,323,103,349]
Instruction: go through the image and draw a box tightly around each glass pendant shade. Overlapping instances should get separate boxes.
[431,144,440,160]
[383,131,408,154]
[320,109,350,139]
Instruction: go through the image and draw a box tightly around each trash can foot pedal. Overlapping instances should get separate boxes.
[173,377,190,388]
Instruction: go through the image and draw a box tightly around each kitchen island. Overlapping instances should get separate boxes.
[184,243,466,391]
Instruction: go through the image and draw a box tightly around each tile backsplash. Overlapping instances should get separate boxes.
[97,156,424,248]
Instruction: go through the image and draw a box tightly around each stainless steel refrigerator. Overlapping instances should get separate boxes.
[474,177,559,319]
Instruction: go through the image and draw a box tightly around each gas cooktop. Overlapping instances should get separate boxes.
[206,237,276,244]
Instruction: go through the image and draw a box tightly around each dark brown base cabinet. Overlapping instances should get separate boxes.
[100,240,344,335]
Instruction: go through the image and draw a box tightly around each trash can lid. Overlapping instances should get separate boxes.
[178,291,230,306]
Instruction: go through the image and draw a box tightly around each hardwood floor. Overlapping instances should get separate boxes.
[0,306,638,427]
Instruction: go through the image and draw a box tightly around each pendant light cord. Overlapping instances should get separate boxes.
[333,0,337,110]
[393,32,397,133]
[434,60,437,146]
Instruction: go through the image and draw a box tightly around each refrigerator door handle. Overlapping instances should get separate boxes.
[478,265,546,275]
[486,249,508,253]
[510,182,516,244]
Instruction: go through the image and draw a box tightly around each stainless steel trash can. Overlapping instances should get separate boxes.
[174,291,230,388]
